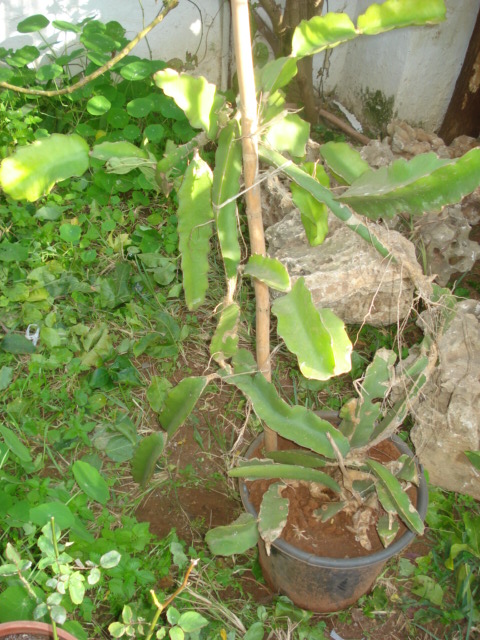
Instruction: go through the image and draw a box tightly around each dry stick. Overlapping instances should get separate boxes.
[146,559,199,640]
[0,0,179,97]
[230,0,277,452]
[318,108,372,146]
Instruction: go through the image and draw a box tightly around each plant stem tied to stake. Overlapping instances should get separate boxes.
[231,0,277,451]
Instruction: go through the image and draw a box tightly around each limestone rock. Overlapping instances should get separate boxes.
[266,211,418,326]
[414,203,480,286]
[360,139,394,168]
[411,300,480,499]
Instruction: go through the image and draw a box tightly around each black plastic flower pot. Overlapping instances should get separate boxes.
[0,621,79,639]
[239,434,428,612]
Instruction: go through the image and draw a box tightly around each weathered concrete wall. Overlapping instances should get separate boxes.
[317,0,480,131]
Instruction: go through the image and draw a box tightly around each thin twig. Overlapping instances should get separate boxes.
[319,107,372,146]
[145,559,199,640]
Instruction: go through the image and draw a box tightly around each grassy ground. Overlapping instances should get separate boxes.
[0,26,479,639]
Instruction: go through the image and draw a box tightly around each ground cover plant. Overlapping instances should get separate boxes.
[0,2,479,639]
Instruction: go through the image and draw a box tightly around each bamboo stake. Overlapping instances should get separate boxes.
[230,0,277,452]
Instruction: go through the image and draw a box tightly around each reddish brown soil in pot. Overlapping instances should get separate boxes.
[247,439,416,557]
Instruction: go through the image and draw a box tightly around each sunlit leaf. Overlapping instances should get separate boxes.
[263,113,310,158]
[100,550,122,569]
[154,69,222,139]
[17,14,49,33]
[177,153,214,310]
[291,13,357,57]
[259,56,298,93]
[87,96,111,115]
[212,120,242,280]
[244,255,290,292]
[357,0,446,35]
[68,572,85,605]
[320,142,370,185]
[210,303,240,364]
[339,149,480,219]
[0,134,89,201]
[290,162,330,246]
[272,279,352,380]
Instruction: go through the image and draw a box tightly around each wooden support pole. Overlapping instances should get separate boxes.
[230,0,277,452]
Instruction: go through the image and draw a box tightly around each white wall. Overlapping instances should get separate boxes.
[318,0,480,131]
[1,0,479,132]
[0,0,231,89]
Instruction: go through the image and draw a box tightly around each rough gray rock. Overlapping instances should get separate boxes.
[413,203,480,286]
[411,300,480,500]
[266,211,419,326]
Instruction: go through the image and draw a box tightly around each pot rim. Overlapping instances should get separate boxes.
[0,621,78,640]
[239,434,428,569]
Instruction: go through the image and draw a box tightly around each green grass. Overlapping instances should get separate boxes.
[0,13,479,640]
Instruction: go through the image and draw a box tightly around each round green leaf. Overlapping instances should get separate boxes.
[17,14,50,33]
[120,60,155,81]
[87,96,111,116]
[0,68,14,82]
[6,45,41,67]
[0,585,38,622]
[52,20,82,33]
[122,124,141,141]
[144,124,165,143]
[126,97,153,118]
[59,223,82,244]
[68,572,85,604]
[29,502,75,529]
[81,31,117,53]
[107,108,130,129]
[72,460,110,505]
[169,625,184,640]
[87,51,111,67]
[100,549,121,569]
[177,611,209,632]
[36,63,63,82]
